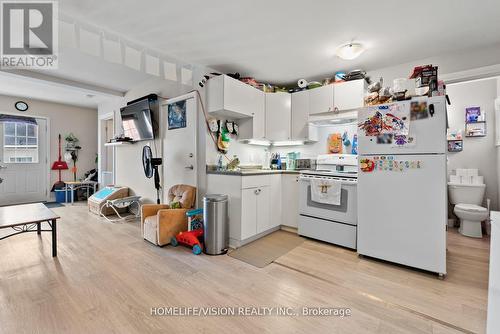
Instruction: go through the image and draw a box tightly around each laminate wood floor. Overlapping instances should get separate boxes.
[0,205,490,334]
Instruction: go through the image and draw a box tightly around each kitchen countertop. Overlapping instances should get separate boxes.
[206,169,301,176]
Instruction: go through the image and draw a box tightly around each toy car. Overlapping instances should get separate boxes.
[170,208,205,255]
[171,229,204,255]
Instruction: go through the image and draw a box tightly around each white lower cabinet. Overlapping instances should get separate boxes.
[207,173,284,248]
[281,174,300,228]
[241,187,258,239]
[255,186,272,234]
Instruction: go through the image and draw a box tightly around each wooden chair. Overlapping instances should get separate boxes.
[141,185,196,246]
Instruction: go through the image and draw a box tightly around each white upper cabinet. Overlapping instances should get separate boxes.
[333,79,365,111]
[207,75,265,119]
[308,79,365,115]
[291,89,309,140]
[265,92,291,141]
[309,84,334,115]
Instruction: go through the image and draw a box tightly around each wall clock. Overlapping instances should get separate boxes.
[15,101,28,112]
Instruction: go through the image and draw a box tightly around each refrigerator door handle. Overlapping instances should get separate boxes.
[429,103,435,117]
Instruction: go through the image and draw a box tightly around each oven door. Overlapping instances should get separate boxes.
[299,174,357,225]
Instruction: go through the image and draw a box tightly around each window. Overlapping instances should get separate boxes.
[122,119,140,140]
[3,122,39,163]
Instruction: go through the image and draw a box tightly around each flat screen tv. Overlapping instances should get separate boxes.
[120,95,158,141]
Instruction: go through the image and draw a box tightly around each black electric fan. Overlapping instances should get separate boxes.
[142,145,163,204]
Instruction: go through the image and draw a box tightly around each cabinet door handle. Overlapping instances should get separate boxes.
[333,106,339,113]
[185,165,194,170]
[254,189,261,195]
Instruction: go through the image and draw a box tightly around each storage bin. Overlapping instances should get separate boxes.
[55,188,76,203]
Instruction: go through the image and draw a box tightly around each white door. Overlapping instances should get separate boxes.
[163,93,197,199]
[256,186,271,234]
[333,79,365,111]
[281,174,300,228]
[241,187,257,239]
[0,117,48,205]
[265,92,291,141]
[291,90,309,140]
[357,154,447,274]
[224,75,265,117]
[309,84,334,115]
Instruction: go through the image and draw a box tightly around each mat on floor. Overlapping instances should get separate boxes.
[228,230,304,268]
[44,202,64,208]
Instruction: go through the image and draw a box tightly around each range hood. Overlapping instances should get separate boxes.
[308,110,358,126]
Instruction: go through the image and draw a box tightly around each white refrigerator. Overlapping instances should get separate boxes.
[357,96,447,275]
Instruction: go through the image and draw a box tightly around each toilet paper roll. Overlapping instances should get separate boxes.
[472,176,484,184]
[298,79,308,88]
[467,169,478,177]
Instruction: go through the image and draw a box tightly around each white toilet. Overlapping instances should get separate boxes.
[448,169,488,238]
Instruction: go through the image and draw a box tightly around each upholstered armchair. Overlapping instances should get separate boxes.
[141,184,196,246]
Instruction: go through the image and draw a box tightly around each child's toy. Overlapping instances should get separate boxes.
[99,195,141,223]
[88,186,129,216]
[170,208,204,255]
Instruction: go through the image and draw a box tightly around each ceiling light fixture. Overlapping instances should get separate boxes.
[336,42,365,60]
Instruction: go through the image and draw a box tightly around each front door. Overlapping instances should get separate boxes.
[162,93,197,199]
[0,116,48,205]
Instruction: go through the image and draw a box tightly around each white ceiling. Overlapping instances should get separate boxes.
[59,0,500,85]
[0,71,116,108]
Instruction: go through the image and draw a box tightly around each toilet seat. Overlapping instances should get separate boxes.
[455,203,487,212]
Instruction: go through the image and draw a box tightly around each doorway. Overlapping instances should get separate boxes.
[0,115,49,205]
[100,117,115,186]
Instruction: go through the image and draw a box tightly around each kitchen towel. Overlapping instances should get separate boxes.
[310,178,342,205]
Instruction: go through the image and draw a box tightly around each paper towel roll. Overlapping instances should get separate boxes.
[298,79,308,88]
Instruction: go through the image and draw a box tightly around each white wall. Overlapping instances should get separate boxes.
[447,78,498,210]
[271,123,357,159]
[0,95,98,191]
[366,44,500,91]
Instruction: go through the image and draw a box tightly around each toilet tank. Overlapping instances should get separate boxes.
[448,183,486,205]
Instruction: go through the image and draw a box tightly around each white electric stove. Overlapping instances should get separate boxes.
[298,154,358,249]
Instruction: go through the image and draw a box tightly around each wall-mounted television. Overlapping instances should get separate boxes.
[120,94,158,141]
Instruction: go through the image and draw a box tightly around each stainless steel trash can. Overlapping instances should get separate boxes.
[203,194,229,255]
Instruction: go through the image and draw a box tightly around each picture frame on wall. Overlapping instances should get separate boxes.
[167,100,187,130]
[465,106,482,123]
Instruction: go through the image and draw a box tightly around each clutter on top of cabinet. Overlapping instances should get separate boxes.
[335,72,346,82]
[365,76,412,106]
[341,69,367,81]
[199,72,240,87]
[307,81,322,89]
[409,64,438,97]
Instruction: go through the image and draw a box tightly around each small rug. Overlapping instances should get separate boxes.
[228,230,304,268]
[44,202,64,208]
